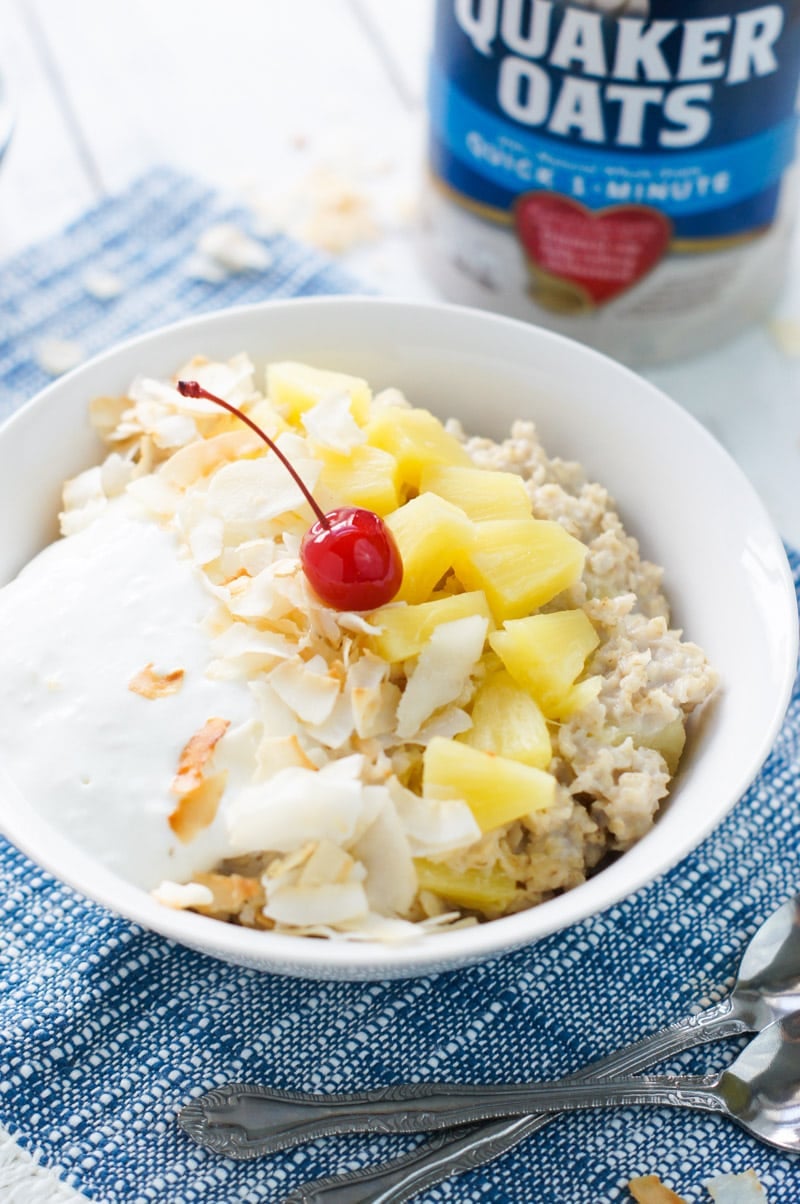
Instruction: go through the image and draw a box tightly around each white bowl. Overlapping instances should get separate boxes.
[1,297,796,980]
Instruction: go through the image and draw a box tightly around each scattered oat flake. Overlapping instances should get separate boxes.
[171,717,230,797]
[627,1176,688,1204]
[35,337,85,376]
[128,663,185,700]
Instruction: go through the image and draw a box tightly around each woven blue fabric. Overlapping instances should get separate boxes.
[1,167,799,1204]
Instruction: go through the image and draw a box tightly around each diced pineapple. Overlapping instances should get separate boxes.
[453,519,587,621]
[415,859,522,914]
[385,494,474,605]
[489,610,599,719]
[365,406,471,490]
[419,464,532,522]
[606,717,686,774]
[267,362,371,425]
[316,445,400,517]
[368,591,492,662]
[555,675,602,720]
[423,737,556,833]
[461,669,551,768]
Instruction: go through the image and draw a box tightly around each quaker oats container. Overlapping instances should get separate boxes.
[421,0,800,366]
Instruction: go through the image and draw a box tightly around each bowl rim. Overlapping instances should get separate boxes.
[1,294,797,977]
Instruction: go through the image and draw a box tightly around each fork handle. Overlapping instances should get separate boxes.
[282,997,748,1203]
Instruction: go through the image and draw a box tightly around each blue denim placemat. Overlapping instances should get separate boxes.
[1,168,799,1204]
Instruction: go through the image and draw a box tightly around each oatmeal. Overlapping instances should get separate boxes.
[0,355,717,940]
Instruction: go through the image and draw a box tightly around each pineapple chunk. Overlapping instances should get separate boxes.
[453,519,587,620]
[267,362,371,425]
[419,464,532,522]
[461,669,551,768]
[317,444,400,517]
[489,610,599,719]
[555,675,602,720]
[423,737,556,833]
[365,406,471,490]
[385,494,474,605]
[415,859,521,914]
[606,717,686,774]
[369,591,492,662]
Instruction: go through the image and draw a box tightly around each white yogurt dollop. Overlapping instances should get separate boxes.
[0,498,253,889]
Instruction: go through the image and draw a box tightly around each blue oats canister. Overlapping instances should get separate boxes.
[422,0,800,366]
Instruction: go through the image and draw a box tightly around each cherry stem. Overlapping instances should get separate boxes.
[177,380,330,529]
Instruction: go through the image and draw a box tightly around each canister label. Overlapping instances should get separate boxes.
[429,0,800,312]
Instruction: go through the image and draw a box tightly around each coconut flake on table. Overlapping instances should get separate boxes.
[704,1170,769,1202]
[82,266,124,300]
[35,337,85,377]
[194,222,273,274]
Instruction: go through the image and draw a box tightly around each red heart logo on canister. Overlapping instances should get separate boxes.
[513,193,672,312]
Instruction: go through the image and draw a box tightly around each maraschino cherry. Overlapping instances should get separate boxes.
[177,381,402,611]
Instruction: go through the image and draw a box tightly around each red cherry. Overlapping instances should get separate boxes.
[176,380,403,611]
[301,507,402,611]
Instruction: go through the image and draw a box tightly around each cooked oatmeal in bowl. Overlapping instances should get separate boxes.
[0,350,717,941]
[0,298,793,979]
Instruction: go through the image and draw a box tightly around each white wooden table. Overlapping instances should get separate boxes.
[0,1,798,1198]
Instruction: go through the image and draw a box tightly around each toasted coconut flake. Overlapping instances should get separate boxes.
[249,680,302,740]
[307,692,356,750]
[256,734,317,779]
[151,413,199,450]
[186,517,225,566]
[151,880,214,909]
[705,1171,769,1203]
[351,800,416,916]
[62,466,105,513]
[212,622,297,675]
[171,717,231,797]
[302,392,367,452]
[100,453,136,498]
[389,777,480,857]
[268,655,341,726]
[168,772,228,843]
[161,429,263,490]
[190,871,266,917]
[128,663,185,700]
[205,450,320,535]
[179,352,259,409]
[59,467,108,535]
[627,1177,688,1204]
[298,840,358,888]
[227,756,366,855]
[396,615,488,739]
[353,680,401,739]
[265,879,370,927]
[126,473,180,519]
